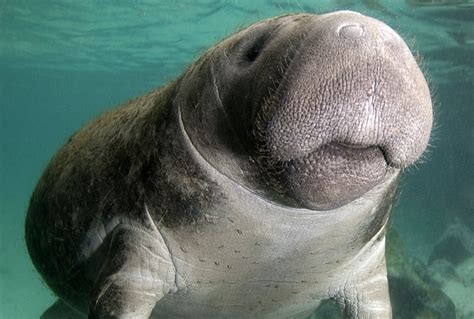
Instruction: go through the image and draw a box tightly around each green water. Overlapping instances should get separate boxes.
[0,1,472,318]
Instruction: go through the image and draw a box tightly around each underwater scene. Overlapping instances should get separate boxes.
[0,0,473,318]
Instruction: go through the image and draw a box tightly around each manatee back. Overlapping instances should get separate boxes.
[25,85,173,305]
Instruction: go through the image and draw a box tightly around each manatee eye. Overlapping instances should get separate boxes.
[244,37,265,63]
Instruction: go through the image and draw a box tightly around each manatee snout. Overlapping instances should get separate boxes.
[255,11,432,210]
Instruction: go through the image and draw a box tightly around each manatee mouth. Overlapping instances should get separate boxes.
[282,142,389,210]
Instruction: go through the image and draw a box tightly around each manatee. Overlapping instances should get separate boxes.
[25,10,432,319]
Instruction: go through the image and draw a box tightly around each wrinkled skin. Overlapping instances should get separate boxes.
[26,11,432,319]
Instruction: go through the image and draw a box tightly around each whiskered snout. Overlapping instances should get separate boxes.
[256,11,432,209]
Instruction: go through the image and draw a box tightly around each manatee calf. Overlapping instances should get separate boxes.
[26,10,432,319]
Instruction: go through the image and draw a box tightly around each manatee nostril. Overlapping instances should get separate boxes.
[379,26,399,43]
[337,23,365,39]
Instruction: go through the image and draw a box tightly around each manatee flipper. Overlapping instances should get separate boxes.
[41,300,85,319]
[339,272,391,319]
[335,235,391,318]
[89,222,176,319]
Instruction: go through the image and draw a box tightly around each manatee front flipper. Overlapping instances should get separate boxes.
[89,222,177,319]
[41,300,85,319]
[337,272,391,319]
[334,235,391,319]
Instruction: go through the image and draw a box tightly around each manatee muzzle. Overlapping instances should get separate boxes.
[256,11,432,210]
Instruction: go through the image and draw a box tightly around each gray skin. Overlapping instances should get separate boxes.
[26,11,432,319]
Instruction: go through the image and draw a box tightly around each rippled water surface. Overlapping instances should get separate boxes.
[1,1,472,318]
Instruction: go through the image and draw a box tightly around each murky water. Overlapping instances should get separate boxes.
[1,1,472,318]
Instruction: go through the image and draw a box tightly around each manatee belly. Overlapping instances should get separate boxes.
[146,162,398,319]
[152,279,324,319]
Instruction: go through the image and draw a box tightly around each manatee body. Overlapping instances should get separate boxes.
[26,11,432,319]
